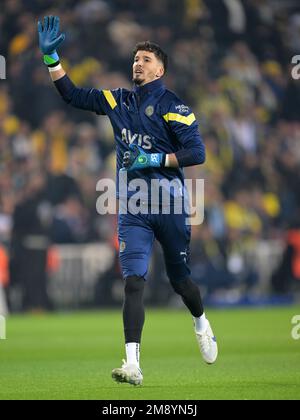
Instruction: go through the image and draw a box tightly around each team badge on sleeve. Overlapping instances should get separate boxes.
[175,104,190,114]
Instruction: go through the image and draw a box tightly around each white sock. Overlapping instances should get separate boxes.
[193,313,208,334]
[125,343,140,368]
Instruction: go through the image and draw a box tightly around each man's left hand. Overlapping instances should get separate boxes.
[122,144,165,171]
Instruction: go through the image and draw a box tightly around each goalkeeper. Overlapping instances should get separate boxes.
[38,16,218,386]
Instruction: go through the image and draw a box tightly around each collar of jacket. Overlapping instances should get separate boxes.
[133,78,165,100]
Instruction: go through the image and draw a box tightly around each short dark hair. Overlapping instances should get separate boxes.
[133,41,168,73]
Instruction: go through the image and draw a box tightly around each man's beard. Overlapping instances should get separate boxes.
[133,76,144,85]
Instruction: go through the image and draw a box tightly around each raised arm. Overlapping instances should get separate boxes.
[38,16,66,81]
[38,16,107,115]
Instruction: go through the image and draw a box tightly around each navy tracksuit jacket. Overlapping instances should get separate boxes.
[55,76,205,280]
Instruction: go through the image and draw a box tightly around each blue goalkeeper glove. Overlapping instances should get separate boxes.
[38,16,65,66]
[122,144,165,172]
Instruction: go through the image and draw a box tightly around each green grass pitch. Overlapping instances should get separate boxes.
[0,306,299,400]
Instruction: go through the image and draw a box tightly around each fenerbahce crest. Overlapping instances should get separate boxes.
[145,105,154,117]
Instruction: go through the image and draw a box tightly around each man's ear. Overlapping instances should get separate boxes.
[156,66,164,78]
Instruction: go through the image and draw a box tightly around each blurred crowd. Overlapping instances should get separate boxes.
[1,0,300,307]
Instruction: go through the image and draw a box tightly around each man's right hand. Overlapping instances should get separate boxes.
[38,16,65,55]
